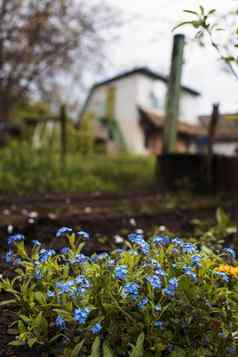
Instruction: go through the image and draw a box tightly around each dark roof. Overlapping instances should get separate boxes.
[77,67,201,126]
[139,106,238,142]
[139,106,205,138]
[93,67,200,96]
[199,113,238,129]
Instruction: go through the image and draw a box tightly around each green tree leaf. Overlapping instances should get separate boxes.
[183,10,198,15]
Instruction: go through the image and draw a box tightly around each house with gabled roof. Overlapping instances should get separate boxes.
[78,67,203,155]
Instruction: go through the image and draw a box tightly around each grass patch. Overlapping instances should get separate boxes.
[0,142,156,194]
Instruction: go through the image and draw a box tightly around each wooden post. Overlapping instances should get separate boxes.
[60,104,67,171]
[207,103,220,185]
[208,103,220,160]
[163,34,185,154]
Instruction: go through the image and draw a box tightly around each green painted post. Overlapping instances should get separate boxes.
[163,34,185,154]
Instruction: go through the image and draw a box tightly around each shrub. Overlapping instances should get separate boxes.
[1,230,238,356]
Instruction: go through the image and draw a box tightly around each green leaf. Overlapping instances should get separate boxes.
[208,9,216,16]
[9,340,25,346]
[48,333,65,344]
[27,337,38,348]
[0,299,16,306]
[34,291,46,305]
[18,320,26,334]
[20,315,30,323]
[170,347,187,357]
[173,21,199,32]
[89,336,101,357]
[32,312,48,336]
[129,332,144,357]
[216,208,230,226]
[68,234,75,248]
[183,10,198,15]
[103,342,115,357]
[199,6,205,15]
[70,339,85,357]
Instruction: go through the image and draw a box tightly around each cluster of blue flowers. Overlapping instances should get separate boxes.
[8,234,25,246]
[128,233,150,255]
[153,235,170,246]
[90,322,102,334]
[146,275,162,289]
[32,240,41,247]
[56,227,73,238]
[224,247,236,260]
[215,271,229,283]
[172,238,197,254]
[54,274,91,298]
[163,277,178,297]
[137,296,149,310]
[5,250,14,263]
[39,249,56,263]
[5,234,25,264]
[114,265,128,280]
[76,230,90,240]
[56,280,76,295]
[55,315,66,330]
[122,282,140,300]
[191,255,202,267]
[4,226,238,354]
[61,247,70,255]
[34,267,43,280]
[70,253,89,265]
[74,307,90,325]
[183,266,197,281]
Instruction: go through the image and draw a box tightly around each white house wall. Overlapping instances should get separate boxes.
[114,74,146,154]
[137,76,167,113]
[180,92,203,124]
[83,72,202,155]
[213,143,238,156]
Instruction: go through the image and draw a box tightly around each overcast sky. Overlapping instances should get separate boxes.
[100,0,238,118]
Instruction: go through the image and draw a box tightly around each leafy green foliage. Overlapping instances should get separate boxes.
[1,228,238,356]
[89,337,101,357]
[0,142,155,193]
[129,332,144,357]
[175,5,238,80]
[190,208,237,253]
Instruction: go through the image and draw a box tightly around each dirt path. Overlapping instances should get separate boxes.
[0,191,231,247]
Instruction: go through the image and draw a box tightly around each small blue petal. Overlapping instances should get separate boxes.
[8,234,25,246]
[91,323,102,334]
[56,227,72,238]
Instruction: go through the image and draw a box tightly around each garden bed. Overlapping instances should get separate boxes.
[1,191,238,356]
[1,227,238,356]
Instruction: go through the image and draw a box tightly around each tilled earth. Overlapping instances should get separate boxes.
[0,191,238,356]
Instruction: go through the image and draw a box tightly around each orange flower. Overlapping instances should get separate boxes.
[216,265,238,278]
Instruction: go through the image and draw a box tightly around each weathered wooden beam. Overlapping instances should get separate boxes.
[163,34,185,154]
